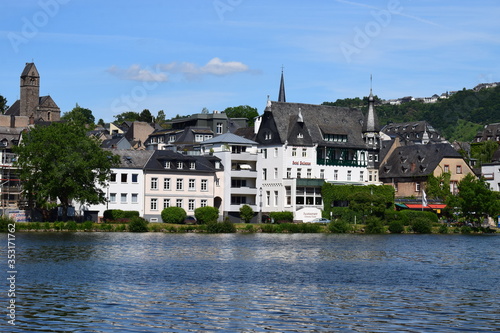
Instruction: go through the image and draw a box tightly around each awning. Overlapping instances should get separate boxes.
[428,204,447,209]
[404,204,447,210]
[395,203,407,208]
[406,204,425,209]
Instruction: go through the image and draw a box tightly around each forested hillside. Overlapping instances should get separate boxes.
[323,86,500,142]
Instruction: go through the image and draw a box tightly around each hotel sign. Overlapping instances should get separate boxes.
[292,161,311,166]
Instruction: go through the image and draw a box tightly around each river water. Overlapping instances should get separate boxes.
[2,232,500,332]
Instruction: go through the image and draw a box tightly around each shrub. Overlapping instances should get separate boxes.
[244,224,254,232]
[128,217,149,232]
[365,216,385,234]
[460,225,472,234]
[100,223,113,232]
[161,207,187,224]
[0,216,15,232]
[269,211,293,223]
[103,209,139,222]
[44,222,51,230]
[411,218,433,234]
[205,218,236,233]
[388,220,405,234]
[66,220,78,231]
[400,210,438,225]
[328,220,351,233]
[385,210,409,226]
[239,204,254,223]
[195,206,219,224]
[438,224,448,234]
[82,220,94,231]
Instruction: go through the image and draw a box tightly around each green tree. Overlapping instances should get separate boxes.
[114,111,140,123]
[14,122,119,220]
[194,206,219,224]
[128,217,149,232]
[0,95,8,113]
[348,191,386,218]
[97,118,106,127]
[223,105,259,126]
[450,173,500,225]
[426,171,452,201]
[61,104,95,125]
[161,206,186,224]
[139,109,153,123]
[470,140,499,165]
[239,204,254,223]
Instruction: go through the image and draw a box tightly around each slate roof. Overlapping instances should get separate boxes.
[379,143,462,179]
[381,120,443,143]
[5,96,58,116]
[262,101,367,148]
[105,149,154,168]
[475,123,500,142]
[144,150,222,173]
[0,126,24,149]
[201,132,257,145]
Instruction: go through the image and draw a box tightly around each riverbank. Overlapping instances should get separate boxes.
[7,221,499,234]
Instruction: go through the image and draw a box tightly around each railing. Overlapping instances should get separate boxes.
[317,158,366,167]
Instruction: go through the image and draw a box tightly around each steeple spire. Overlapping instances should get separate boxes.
[278,66,286,102]
[363,74,380,133]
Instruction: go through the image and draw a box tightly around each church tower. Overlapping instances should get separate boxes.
[278,67,286,102]
[19,63,40,117]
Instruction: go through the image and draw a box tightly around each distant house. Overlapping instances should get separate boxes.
[101,136,132,150]
[379,141,474,198]
[474,123,500,143]
[381,120,445,144]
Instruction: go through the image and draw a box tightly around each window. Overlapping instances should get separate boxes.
[456,165,462,174]
[285,186,291,206]
[307,169,312,178]
[416,182,421,192]
[274,168,278,179]
[188,199,195,211]
[195,134,204,142]
[287,168,292,178]
[302,149,307,157]
[131,193,138,203]
[121,174,127,183]
[189,179,196,190]
[231,196,247,205]
[169,135,176,143]
[444,165,449,173]
[164,161,171,169]
[190,162,196,170]
[176,199,183,208]
[360,171,364,182]
[262,149,267,159]
[394,183,398,192]
[121,193,127,203]
[215,161,221,169]
[263,168,267,181]
[334,170,338,181]
[264,131,272,140]
[297,168,301,179]
[151,198,158,210]
[176,178,183,190]
[177,162,183,169]
[292,148,297,157]
[347,170,352,181]
[369,171,373,182]
[132,174,138,183]
[216,122,223,134]
[274,148,278,157]
[274,191,279,206]
[110,173,117,182]
[163,198,170,208]
[320,169,325,179]
[200,199,207,207]
[231,179,247,188]
[151,177,158,190]
[163,178,171,190]
[201,179,208,191]
[266,191,271,206]
[109,193,116,203]
[297,132,303,138]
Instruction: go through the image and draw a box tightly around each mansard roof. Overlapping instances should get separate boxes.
[258,101,367,148]
[379,143,462,179]
[144,150,222,173]
[105,149,154,168]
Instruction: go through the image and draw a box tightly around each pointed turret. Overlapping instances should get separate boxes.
[278,67,286,102]
[363,76,380,133]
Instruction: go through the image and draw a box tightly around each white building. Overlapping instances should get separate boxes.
[201,132,259,222]
[482,162,500,191]
[81,150,154,221]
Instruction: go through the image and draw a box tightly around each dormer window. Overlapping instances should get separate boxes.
[177,162,183,169]
[297,132,303,138]
[264,131,272,140]
[164,161,171,169]
[190,162,196,170]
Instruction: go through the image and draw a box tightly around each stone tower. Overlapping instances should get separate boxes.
[19,63,40,117]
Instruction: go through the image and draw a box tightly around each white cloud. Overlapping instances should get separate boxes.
[107,64,168,82]
[159,57,250,78]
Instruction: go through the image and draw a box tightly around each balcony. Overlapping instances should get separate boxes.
[317,158,366,167]
[230,186,258,195]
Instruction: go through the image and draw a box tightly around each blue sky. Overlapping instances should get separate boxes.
[1,0,499,123]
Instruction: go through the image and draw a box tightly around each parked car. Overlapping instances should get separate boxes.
[308,218,331,224]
